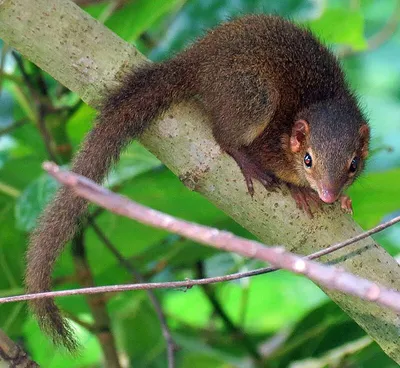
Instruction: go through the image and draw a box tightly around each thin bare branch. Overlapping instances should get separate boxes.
[89,220,176,368]
[0,42,10,97]
[1,164,399,312]
[0,118,28,137]
[252,212,400,276]
[73,0,127,10]
[4,162,397,313]
[37,106,60,163]
[195,262,262,363]
[72,230,121,368]
[307,214,400,260]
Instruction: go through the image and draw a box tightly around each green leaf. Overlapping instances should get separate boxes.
[217,272,327,332]
[8,84,37,122]
[79,1,108,19]
[305,8,367,50]
[0,155,45,190]
[174,328,245,366]
[66,103,96,148]
[350,340,400,368]
[105,0,185,42]
[83,168,226,276]
[0,203,26,336]
[15,173,59,231]
[163,271,326,333]
[111,295,167,366]
[179,352,236,368]
[107,143,162,187]
[267,302,365,367]
[13,142,160,232]
[348,169,400,228]
[24,317,101,368]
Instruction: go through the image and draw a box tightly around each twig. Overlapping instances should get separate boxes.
[37,105,59,163]
[31,64,48,97]
[73,0,127,9]
[304,214,400,261]
[64,312,95,333]
[0,163,400,309]
[0,42,9,97]
[0,272,298,302]
[66,99,84,119]
[290,335,372,368]
[72,230,121,368]
[7,162,396,314]
[88,219,177,368]
[0,118,28,137]
[0,181,21,198]
[4,219,400,304]
[139,33,157,50]
[73,0,103,6]
[339,0,400,57]
[12,52,62,162]
[195,262,262,363]
[0,328,39,367]
[12,51,38,100]
[250,211,400,277]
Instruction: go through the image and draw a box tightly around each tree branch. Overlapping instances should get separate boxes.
[0,118,28,137]
[88,220,177,368]
[71,230,121,368]
[1,0,399,361]
[9,162,399,316]
[195,261,262,363]
[0,328,39,367]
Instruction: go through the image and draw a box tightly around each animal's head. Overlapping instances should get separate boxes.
[290,99,370,203]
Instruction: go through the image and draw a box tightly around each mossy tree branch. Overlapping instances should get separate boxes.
[0,0,399,362]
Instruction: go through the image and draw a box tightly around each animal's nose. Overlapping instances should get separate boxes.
[318,186,340,203]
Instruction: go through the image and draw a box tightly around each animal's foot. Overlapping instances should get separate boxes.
[226,148,279,196]
[340,194,353,214]
[287,184,322,218]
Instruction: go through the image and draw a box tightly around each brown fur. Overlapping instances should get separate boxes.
[26,14,369,350]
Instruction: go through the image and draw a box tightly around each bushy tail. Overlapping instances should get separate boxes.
[25,58,194,351]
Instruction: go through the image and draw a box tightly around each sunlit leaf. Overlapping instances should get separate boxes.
[306,8,367,50]
[15,173,59,232]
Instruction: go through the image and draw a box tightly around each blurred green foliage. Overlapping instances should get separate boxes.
[0,0,399,367]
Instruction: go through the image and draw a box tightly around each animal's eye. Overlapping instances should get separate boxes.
[349,157,359,173]
[304,152,312,168]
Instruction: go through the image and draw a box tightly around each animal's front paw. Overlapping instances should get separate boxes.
[226,148,279,196]
[287,184,322,218]
[340,194,353,214]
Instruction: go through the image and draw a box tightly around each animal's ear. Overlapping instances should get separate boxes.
[359,124,370,159]
[290,119,309,152]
